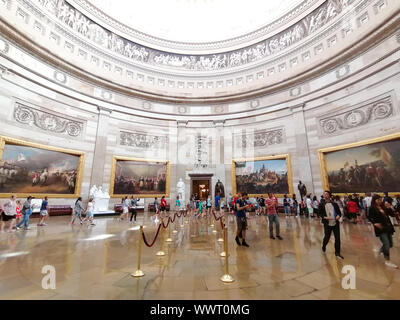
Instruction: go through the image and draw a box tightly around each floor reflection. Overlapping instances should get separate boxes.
[0,212,399,300]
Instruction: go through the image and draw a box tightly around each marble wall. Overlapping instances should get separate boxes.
[0,61,399,209]
[0,0,399,209]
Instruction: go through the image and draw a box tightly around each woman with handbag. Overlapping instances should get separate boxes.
[369,194,397,268]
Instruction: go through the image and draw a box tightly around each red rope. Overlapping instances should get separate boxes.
[141,223,162,247]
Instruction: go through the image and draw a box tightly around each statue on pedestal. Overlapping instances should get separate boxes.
[89,185,110,212]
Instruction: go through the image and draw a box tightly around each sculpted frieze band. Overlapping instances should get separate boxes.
[32,0,352,71]
[120,131,168,149]
[236,129,284,148]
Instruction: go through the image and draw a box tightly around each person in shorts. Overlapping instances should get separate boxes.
[37,196,49,227]
[160,196,167,217]
[234,192,250,247]
[1,195,17,232]
[82,198,95,226]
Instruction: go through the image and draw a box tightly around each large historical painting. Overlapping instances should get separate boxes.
[111,157,169,197]
[0,137,84,197]
[232,155,293,197]
[319,134,400,194]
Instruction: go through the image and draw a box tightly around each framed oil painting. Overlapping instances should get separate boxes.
[110,156,170,197]
[318,133,400,195]
[0,136,85,198]
[232,154,293,197]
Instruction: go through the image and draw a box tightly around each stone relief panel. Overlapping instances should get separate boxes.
[32,0,353,71]
[194,135,210,169]
[120,131,168,149]
[319,96,394,135]
[13,103,83,137]
[235,129,284,148]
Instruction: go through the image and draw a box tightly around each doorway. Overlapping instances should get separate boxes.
[189,173,213,200]
[192,179,210,200]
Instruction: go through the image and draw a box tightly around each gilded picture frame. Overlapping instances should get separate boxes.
[318,132,400,196]
[232,154,293,198]
[0,136,85,198]
[110,156,170,198]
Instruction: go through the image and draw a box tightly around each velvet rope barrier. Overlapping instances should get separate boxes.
[142,210,187,247]
[141,223,162,247]
[211,209,225,229]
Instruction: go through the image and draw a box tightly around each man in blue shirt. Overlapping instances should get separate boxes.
[235,192,251,247]
[215,192,221,211]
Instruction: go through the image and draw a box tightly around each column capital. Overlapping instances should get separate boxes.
[290,103,305,114]
[97,105,113,115]
[177,120,188,128]
[213,120,225,127]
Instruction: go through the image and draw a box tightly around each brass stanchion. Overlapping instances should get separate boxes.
[156,225,166,256]
[217,218,224,242]
[131,225,145,277]
[219,223,226,256]
[220,226,234,283]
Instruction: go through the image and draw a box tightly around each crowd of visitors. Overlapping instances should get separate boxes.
[2,186,399,268]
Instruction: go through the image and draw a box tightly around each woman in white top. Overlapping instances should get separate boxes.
[82,198,95,226]
[120,196,129,221]
[306,194,313,219]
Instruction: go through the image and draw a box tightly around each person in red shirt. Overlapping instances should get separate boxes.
[346,195,359,224]
[160,196,167,217]
[266,193,283,240]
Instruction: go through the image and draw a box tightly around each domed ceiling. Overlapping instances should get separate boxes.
[87,0,303,44]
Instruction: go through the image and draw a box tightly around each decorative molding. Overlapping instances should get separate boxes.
[120,131,168,149]
[335,64,350,79]
[31,0,353,71]
[236,128,284,148]
[142,101,152,110]
[319,96,393,135]
[13,103,83,137]
[53,70,67,83]
[0,38,9,53]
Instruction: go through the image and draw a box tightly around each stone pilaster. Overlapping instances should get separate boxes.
[290,104,314,198]
[90,106,112,189]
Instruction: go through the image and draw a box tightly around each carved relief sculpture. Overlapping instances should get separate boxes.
[14,104,83,137]
[319,96,393,135]
[33,0,353,71]
[120,131,168,149]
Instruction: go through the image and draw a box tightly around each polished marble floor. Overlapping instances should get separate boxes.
[0,212,399,300]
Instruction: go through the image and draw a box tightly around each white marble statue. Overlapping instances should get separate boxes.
[89,185,110,212]
[177,178,185,204]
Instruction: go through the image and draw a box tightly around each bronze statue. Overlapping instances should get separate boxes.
[298,180,307,200]
[215,179,225,198]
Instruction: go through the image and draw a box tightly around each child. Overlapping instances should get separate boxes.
[82,198,95,226]
[15,200,22,227]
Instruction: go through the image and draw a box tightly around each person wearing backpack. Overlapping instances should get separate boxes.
[71,197,84,225]
[16,196,33,230]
